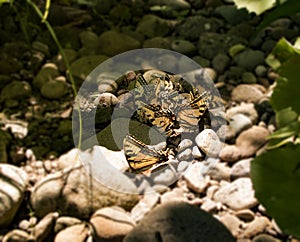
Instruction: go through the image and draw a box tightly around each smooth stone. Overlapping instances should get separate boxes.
[70,55,108,82]
[98,30,141,56]
[177,16,223,41]
[54,223,89,242]
[2,229,30,241]
[252,233,281,242]
[40,80,66,99]
[231,158,252,179]
[136,15,170,38]
[200,198,218,212]
[183,162,210,193]
[98,79,118,94]
[54,49,78,72]
[54,216,82,233]
[212,53,230,73]
[224,125,236,141]
[160,187,188,204]
[192,56,211,67]
[56,148,81,170]
[226,102,258,124]
[31,149,139,219]
[192,146,204,159]
[149,0,191,11]
[228,113,252,135]
[33,63,60,89]
[131,190,160,222]
[204,162,231,181]
[143,37,170,49]
[231,84,265,103]
[177,139,193,152]
[219,214,242,237]
[234,49,265,70]
[32,41,50,57]
[195,129,223,158]
[95,92,119,107]
[124,202,235,242]
[243,216,271,238]
[242,72,257,84]
[235,209,255,222]
[152,167,178,186]
[171,39,197,55]
[32,212,59,242]
[0,56,22,74]
[236,125,269,158]
[79,30,99,50]
[214,177,258,210]
[177,148,193,161]
[1,81,31,101]
[215,5,250,25]
[90,206,135,241]
[0,164,28,228]
[219,145,242,162]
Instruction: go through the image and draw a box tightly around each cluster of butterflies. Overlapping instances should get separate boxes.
[122,69,221,174]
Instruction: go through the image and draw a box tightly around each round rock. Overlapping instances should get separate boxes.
[195,129,223,158]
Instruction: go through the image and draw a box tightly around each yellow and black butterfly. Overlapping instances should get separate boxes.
[123,135,168,174]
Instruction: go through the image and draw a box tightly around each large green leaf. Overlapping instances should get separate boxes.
[257,0,300,31]
[232,0,276,15]
[251,144,300,238]
[271,55,300,113]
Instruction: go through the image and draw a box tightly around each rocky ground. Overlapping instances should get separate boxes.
[0,0,300,241]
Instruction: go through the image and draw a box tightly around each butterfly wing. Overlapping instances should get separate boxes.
[123,135,167,173]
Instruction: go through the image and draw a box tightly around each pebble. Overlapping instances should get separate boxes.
[242,72,257,84]
[243,216,271,238]
[204,162,231,181]
[215,5,250,25]
[231,84,265,103]
[177,139,193,152]
[206,185,219,199]
[183,162,210,193]
[2,229,30,241]
[201,198,218,212]
[143,37,170,49]
[33,212,59,242]
[41,80,66,99]
[231,158,252,179]
[219,214,242,237]
[171,39,197,55]
[32,63,59,89]
[234,49,265,70]
[54,216,82,233]
[95,93,119,107]
[212,53,230,73]
[226,103,258,124]
[192,146,204,159]
[54,223,89,242]
[214,178,258,210]
[0,164,28,228]
[235,209,255,222]
[252,233,281,242]
[229,113,252,135]
[160,187,188,204]
[90,206,135,241]
[136,15,170,38]
[195,129,223,158]
[124,202,235,242]
[255,65,268,77]
[131,190,160,222]
[98,79,119,94]
[177,148,193,161]
[1,80,31,101]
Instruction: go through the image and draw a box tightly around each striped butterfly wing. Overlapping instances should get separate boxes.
[123,135,167,173]
[177,91,209,132]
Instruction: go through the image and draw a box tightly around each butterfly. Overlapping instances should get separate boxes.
[123,135,169,173]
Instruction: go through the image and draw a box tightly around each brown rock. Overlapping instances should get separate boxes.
[54,223,90,242]
[231,84,265,103]
[243,216,271,238]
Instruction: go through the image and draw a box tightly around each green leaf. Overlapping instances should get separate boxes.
[251,144,300,238]
[276,107,298,128]
[257,0,300,31]
[232,0,276,15]
[271,55,300,114]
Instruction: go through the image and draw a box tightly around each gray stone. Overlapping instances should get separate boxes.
[242,72,257,84]
[192,146,204,159]
[98,30,141,56]
[183,162,210,193]
[214,178,258,210]
[143,37,171,49]
[195,129,223,158]
[31,149,139,219]
[171,39,197,55]
[124,202,235,242]
[40,80,67,99]
[136,15,171,38]
[215,5,250,25]
[0,164,28,228]
[177,139,193,152]
[177,16,223,40]
[229,113,252,135]
[1,81,31,101]
[90,206,135,241]
[226,102,258,124]
[212,53,230,73]
[234,49,265,70]
[231,158,252,179]
[231,84,265,103]
[70,55,108,82]
[177,148,193,161]
[204,162,231,181]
